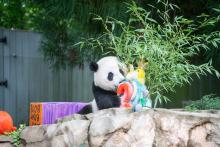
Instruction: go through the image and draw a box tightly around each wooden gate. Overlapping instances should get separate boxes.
[0,28,93,126]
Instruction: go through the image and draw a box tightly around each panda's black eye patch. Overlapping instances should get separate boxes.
[119,69,124,76]
[107,72,114,81]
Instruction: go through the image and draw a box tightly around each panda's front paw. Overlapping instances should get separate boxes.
[112,96,121,107]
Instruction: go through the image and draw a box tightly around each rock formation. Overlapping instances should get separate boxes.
[0,108,220,147]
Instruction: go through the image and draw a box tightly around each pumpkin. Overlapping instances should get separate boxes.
[0,111,16,134]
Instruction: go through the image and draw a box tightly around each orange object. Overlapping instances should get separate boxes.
[117,82,133,108]
[0,111,16,134]
[29,103,43,126]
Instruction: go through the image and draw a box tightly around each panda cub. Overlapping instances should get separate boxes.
[78,56,126,114]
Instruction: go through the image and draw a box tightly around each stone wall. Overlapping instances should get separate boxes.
[1,108,220,147]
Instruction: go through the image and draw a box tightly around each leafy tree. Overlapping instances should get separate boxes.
[1,0,219,106]
[34,0,220,69]
[0,0,39,30]
[30,0,131,68]
[77,1,220,107]
[1,0,220,69]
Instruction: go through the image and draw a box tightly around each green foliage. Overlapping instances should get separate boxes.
[7,124,26,147]
[185,94,220,111]
[1,0,220,69]
[0,0,40,30]
[77,1,220,107]
[203,5,220,69]
[31,0,131,68]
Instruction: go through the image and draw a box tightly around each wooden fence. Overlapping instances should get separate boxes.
[0,28,219,125]
[0,28,93,125]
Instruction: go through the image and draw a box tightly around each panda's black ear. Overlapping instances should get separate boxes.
[90,62,98,72]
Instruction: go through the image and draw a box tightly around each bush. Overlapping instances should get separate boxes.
[185,94,220,111]
[77,1,220,107]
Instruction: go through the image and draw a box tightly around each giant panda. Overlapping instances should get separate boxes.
[78,56,126,114]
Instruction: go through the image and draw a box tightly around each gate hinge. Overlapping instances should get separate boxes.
[0,80,8,88]
[0,37,7,44]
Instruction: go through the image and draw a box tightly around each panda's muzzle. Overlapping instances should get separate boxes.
[113,79,126,92]
[114,79,125,89]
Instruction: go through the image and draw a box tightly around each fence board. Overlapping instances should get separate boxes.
[16,32,30,124]
[3,30,17,123]
[0,29,4,109]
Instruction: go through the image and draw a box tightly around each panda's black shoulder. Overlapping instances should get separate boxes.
[92,82,121,110]
[92,82,116,97]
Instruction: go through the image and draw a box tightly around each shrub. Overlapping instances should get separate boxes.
[185,94,220,111]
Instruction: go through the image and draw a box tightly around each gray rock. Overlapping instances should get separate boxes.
[20,120,90,147]
[2,108,219,147]
[88,108,220,147]
[21,125,47,143]
[0,136,14,147]
[0,143,15,147]
[56,113,87,123]
[0,135,13,143]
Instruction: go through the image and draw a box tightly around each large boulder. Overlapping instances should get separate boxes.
[1,108,220,147]
[20,119,90,147]
[88,109,220,147]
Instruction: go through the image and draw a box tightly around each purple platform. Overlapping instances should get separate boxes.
[41,102,87,124]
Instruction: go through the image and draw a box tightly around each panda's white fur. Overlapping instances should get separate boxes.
[78,56,126,114]
[94,56,125,91]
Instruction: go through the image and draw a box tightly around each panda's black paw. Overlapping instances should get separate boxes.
[77,105,93,115]
[112,97,121,107]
